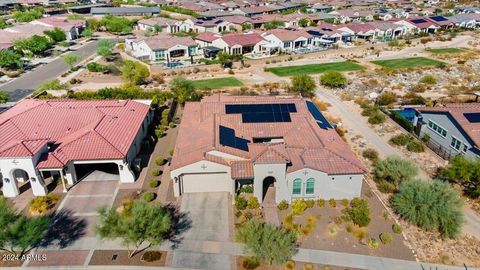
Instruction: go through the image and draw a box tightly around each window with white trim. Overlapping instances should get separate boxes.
[428,120,447,137]
[292,178,302,195]
[305,178,315,195]
[450,136,462,151]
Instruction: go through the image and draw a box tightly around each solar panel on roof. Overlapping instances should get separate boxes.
[306,101,333,129]
[225,103,296,123]
[430,16,447,22]
[464,113,480,123]
[411,19,427,24]
[219,125,249,151]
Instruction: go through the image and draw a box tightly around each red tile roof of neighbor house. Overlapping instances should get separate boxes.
[135,34,197,50]
[417,103,480,148]
[171,94,366,178]
[220,32,265,46]
[265,28,312,41]
[195,32,220,42]
[0,99,150,169]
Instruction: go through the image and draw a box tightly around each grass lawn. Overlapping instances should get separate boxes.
[191,77,244,90]
[426,48,465,54]
[266,61,365,77]
[371,57,445,69]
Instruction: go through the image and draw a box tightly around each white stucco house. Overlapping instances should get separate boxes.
[262,28,315,53]
[170,94,367,205]
[0,99,153,198]
[211,32,268,55]
[137,17,189,33]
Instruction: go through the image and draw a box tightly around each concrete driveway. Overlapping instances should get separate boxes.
[171,192,231,270]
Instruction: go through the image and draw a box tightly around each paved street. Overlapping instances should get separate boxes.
[171,192,231,270]
[0,40,99,102]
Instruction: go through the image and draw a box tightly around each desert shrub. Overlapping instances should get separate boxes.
[141,251,162,262]
[285,260,296,270]
[292,199,308,215]
[437,155,480,198]
[329,198,336,207]
[406,140,425,152]
[392,224,402,234]
[305,199,315,208]
[421,133,431,143]
[377,181,396,193]
[155,157,166,166]
[303,263,314,270]
[149,179,159,188]
[242,256,260,270]
[142,192,155,202]
[352,226,366,241]
[247,196,260,209]
[240,185,254,193]
[390,111,414,132]
[377,92,397,106]
[373,156,418,189]
[379,232,393,245]
[362,148,379,163]
[389,134,412,146]
[278,200,289,210]
[151,169,161,176]
[320,71,347,88]
[235,196,248,210]
[29,194,60,215]
[368,238,379,249]
[410,83,427,93]
[341,199,349,207]
[317,199,325,207]
[151,73,165,84]
[346,198,371,227]
[392,180,464,239]
[86,62,108,72]
[368,111,386,125]
[420,75,437,84]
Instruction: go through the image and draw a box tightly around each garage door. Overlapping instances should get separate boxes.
[181,173,231,194]
[75,163,120,182]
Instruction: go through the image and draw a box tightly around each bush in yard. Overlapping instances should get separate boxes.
[346,198,371,227]
[377,92,397,106]
[373,156,418,189]
[141,251,162,262]
[437,155,480,198]
[86,62,108,73]
[240,185,254,193]
[278,200,289,210]
[392,224,402,234]
[368,238,379,249]
[368,111,386,125]
[377,181,396,193]
[320,71,347,88]
[419,75,437,84]
[362,148,379,163]
[29,194,60,215]
[341,199,349,207]
[329,198,336,207]
[155,157,166,166]
[151,169,161,177]
[292,199,308,215]
[389,134,412,146]
[290,74,316,97]
[305,199,315,208]
[142,192,155,202]
[247,196,260,209]
[168,148,174,156]
[421,133,431,143]
[121,60,150,85]
[149,179,159,188]
[317,199,325,207]
[406,140,424,152]
[155,129,165,138]
[303,263,314,270]
[235,196,248,210]
[379,232,393,245]
[285,260,296,270]
[242,257,260,270]
[392,180,464,239]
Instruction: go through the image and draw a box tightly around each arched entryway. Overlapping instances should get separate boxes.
[262,176,276,205]
[10,168,31,194]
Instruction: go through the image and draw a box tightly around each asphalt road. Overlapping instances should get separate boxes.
[0,40,99,102]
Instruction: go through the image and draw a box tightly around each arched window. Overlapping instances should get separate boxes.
[306,178,315,195]
[292,178,302,195]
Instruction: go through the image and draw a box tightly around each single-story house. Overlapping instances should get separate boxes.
[184,18,234,33]
[262,28,315,53]
[31,16,86,40]
[414,103,480,160]
[0,99,153,198]
[428,16,455,29]
[170,94,367,204]
[337,23,376,40]
[450,13,480,28]
[211,32,268,55]
[91,7,160,17]
[136,17,188,33]
[329,9,374,23]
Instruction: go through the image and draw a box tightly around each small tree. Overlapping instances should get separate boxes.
[438,155,480,198]
[0,49,23,70]
[298,18,309,27]
[346,198,371,227]
[63,54,80,70]
[392,180,464,239]
[44,27,67,43]
[96,39,115,58]
[236,220,297,266]
[169,77,198,104]
[96,200,172,257]
[121,60,150,85]
[320,71,347,88]
[373,156,418,189]
[290,74,316,97]
[0,91,8,104]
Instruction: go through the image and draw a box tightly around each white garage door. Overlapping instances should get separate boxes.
[181,173,231,194]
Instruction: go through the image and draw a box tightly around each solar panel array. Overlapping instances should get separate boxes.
[225,103,297,123]
[430,16,447,22]
[306,101,333,129]
[464,113,480,123]
[411,18,427,24]
[219,125,250,151]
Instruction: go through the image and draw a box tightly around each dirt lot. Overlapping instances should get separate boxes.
[89,250,167,266]
[236,257,366,270]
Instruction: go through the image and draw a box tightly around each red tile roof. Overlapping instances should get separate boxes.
[171,94,366,177]
[0,99,150,168]
[220,32,265,47]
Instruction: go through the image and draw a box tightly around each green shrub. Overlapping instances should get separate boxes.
[389,134,412,146]
[29,194,60,215]
[368,111,386,125]
[240,185,254,193]
[392,180,464,239]
[341,199,349,207]
[142,192,155,202]
[155,157,166,166]
[377,181,396,193]
[374,156,418,189]
[241,256,260,270]
[379,232,393,245]
[149,179,159,188]
[368,238,379,249]
[419,75,437,84]
[151,169,161,176]
[320,71,347,88]
[362,148,379,163]
[406,140,425,152]
[392,223,402,234]
[235,196,248,210]
[317,199,325,207]
[285,260,296,270]
[421,133,431,143]
[390,111,414,132]
[329,198,336,207]
[377,92,397,106]
[305,199,315,208]
[292,199,308,215]
[346,198,371,227]
[86,62,108,72]
[437,155,480,198]
[155,129,165,138]
[169,122,175,128]
[168,148,174,156]
[278,200,289,210]
[247,196,260,209]
[141,251,162,262]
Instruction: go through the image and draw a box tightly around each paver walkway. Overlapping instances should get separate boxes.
[262,186,280,225]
